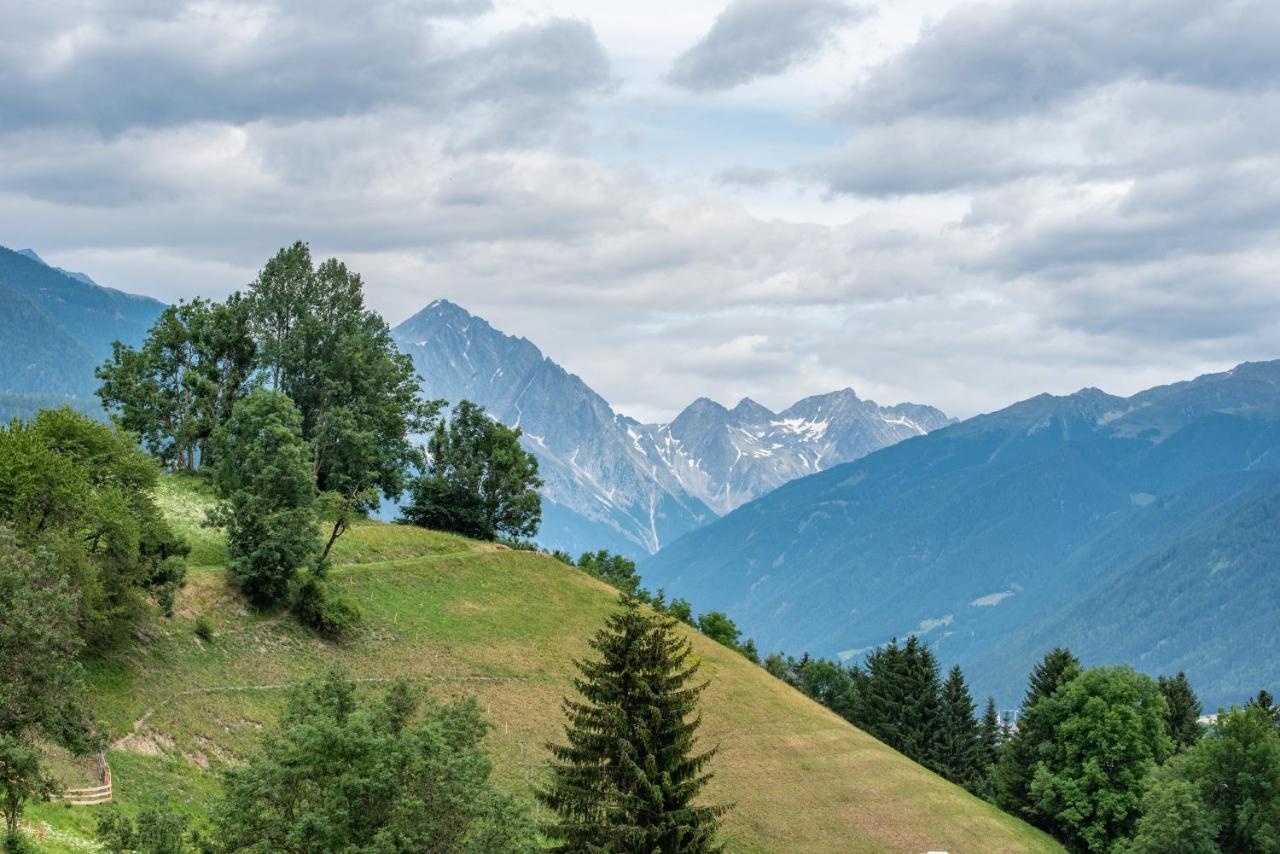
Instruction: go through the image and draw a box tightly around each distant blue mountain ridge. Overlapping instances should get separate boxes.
[640,361,1280,708]
[0,245,164,407]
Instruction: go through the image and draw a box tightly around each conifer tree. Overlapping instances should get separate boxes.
[1158,672,1204,751]
[977,697,1002,784]
[935,665,981,788]
[857,638,906,747]
[540,596,727,852]
[992,647,1081,818]
[897,636,944,768]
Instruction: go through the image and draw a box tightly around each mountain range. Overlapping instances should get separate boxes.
[0,245,164,405]
[641,361,1280,708]
[390,299,951,555]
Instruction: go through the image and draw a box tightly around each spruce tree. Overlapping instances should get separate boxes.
[935,665,981,788]
[540,596,727,852]
[897,636,943,768]
[1158,672,1204,751]
[992,647,1081,818]
[977,697,1002,784]
[857,638,906,747]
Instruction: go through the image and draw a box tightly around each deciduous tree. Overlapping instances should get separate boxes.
[209,390,317,608]
[214,671,534,852]
[1026,666,1171,851]
[401,400,541,541]
[0,533,92,842]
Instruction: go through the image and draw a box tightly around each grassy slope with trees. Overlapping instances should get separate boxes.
[25,475,1057,854]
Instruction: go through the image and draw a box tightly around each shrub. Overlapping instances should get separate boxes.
[193,616,213,643]
[292,576,360,640]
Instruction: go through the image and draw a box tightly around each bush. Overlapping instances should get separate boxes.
[292,576,360,640]
[193,616,213,643]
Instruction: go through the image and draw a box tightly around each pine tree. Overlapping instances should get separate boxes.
[1158,672,1204,751]
[540,596,727,852]
[935,665,981,788]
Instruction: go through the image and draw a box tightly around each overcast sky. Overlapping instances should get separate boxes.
[4,0,1279,421]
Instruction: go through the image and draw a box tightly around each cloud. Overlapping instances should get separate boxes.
[809,118,1045,196]
[3,0,1279,428]
[714,165,783,187]
[667,0,868,91]
[843,0,1280,122]
[0,2,607,141]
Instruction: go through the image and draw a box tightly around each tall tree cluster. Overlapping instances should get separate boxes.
[768,637,994,791]
[0,532,93,843]
[96,295,255,471]
[97,242,440,614]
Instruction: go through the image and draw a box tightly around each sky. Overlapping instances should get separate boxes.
[3,0,1279,422]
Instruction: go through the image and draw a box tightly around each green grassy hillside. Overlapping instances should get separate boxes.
[27,477,1058,853]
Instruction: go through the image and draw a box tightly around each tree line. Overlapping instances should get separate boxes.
[772,639,1280,852]
[550,548,762,663]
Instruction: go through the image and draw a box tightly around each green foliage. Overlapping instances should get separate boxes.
[993,647,1082,819]
[96,802,196,854]
[193,616,213,643]
[667,597,694,626]
[208,390,317,608]
[854,637,944,771]
[935,665,982,789]
[213,671,536,853]
[291,575,360,640]
[1025,666,1171,852]
[0,533,92,840]
[1159,671,1204,752]
[96,296,257,472]
[1170,704,1280,852]
[401,400,541,541]
[1249,689,1280,727]
[792,657,859,721]
[247,243,435,561]
[977,697,1002,792]
[540,596,727,852]
[0,408,187,644]
[695,611,741,650]
[1118,775,1219,854]
[576,550,641,594]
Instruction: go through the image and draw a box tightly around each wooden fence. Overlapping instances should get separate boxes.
[59,752,111,805]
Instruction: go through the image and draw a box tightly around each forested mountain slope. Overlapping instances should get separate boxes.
[0,245,164,404]
[642,361,1280,708]
[27,476,1056,853]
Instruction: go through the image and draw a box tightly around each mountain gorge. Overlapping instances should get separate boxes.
[391,299,950,555]
[641,361,1280,708]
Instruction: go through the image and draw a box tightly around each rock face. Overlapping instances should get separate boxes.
[640,361,1280,708]
[635,390,952,515]
[391,300,951,555]
[392,300,716,557]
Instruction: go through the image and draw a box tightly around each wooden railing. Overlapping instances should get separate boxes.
[60,753,111,805]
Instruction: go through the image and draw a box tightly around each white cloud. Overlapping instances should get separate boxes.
[2,0,1278,425]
